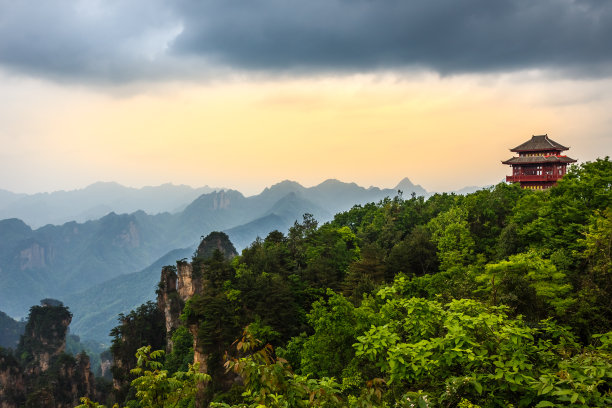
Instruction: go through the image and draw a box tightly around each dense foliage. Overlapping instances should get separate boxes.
[109,301,166,404]
[17,302,72,365]
[0,301,99,408]
[92,158,612,407]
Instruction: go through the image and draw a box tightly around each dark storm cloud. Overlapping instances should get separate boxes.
[0,0,182,82]
[173,0,612,75]
[1,0,611,82]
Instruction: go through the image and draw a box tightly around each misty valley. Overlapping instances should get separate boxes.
[0,160,611,407]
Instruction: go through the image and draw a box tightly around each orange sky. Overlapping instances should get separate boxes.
[1,1,611,195]
[1,70,611,195]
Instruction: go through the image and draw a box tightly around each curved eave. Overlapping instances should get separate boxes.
[502,156,577,165]
[510,147,568,153]
[509,135,570,152]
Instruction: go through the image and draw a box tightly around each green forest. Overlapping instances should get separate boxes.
[82,158,611,407]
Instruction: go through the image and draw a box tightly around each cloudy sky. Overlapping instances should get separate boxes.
[1,0,610,195]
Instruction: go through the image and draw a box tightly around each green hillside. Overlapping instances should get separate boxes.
[0,179,412,319]
[99,158,612,407]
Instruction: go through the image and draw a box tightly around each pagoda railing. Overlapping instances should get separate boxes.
[506,174,560,182]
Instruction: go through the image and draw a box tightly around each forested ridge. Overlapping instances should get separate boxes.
[85,158,611,407]
[0,178,420,320]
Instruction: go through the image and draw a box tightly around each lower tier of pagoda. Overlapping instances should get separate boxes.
[506,174,564,183]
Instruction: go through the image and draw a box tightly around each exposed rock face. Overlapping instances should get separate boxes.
[157,261,201,358]
[113,221,140,248]
[156,231,238,400]
[29,352,95,408]
[73,353,95,402]
[213,191,231,210]
[99,356,112,380]
[157,266,183,351]
[0,301,96,408]
[189,323,207,375]
[19,242,51,270]
[177,260,202,300]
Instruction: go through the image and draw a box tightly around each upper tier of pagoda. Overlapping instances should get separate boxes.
[502,134,576,189]
[510,134,568,153]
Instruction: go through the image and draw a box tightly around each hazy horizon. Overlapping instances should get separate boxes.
[0,176,437,198]
[1,1,610,197]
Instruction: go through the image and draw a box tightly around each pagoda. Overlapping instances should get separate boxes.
[502,134,576,190]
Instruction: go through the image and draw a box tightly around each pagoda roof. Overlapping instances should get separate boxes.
[510,135,569,152]
[502,155,577,165]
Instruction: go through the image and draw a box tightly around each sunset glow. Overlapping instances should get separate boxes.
[1,1,610,195]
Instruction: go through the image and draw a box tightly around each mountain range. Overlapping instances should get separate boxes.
[0,178,428,328]
[0,182,218,228]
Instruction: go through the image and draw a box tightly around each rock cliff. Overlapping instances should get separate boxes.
[156,232,237,385]
[0,301,96,408]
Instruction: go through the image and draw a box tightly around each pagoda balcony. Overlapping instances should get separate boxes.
[506,174,559,182]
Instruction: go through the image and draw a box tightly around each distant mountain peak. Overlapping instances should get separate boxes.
[394,177,414,189]
[264,180,304,193]
[314,179,362,192]
[183,189,246,215]
[83,181,124,191]
[319,178,341,184]
[394,177,426,194]
[87,181,122,187]
[317,178,346,186]
[0,218,32,236]
[273,179,302,187]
